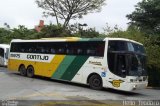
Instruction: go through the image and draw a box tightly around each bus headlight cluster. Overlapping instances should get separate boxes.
[130,79,140,82]
[130,79,137,82]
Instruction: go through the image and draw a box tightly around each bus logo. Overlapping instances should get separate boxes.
[109,80,124,88]
[89,61,102,66]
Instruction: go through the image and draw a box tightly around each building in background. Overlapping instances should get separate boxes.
[35,20,44,32]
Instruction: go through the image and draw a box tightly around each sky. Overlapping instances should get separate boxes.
[0,0,142,32]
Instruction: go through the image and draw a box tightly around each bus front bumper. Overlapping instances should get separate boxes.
[120,82,148,91]
[104,81,148,92]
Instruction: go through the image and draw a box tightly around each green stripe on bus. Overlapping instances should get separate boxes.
[52,56,76,79]
[79,38,90,41]
[89,38,104,41]
[78,38,104,42]
[60,56,89,81]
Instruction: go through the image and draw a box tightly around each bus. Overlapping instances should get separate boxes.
[0,44,10,66]
[8,37,148,91]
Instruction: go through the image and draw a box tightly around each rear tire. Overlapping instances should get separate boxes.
[89,75,102,90]
[19,65,26,76]
[27,66,34,78]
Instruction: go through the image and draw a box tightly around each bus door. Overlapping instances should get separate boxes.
[114,53,128,78]
[108,52,129,79]
[0,48,5,66]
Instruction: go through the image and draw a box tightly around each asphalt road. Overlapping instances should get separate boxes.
[0,67,160,106]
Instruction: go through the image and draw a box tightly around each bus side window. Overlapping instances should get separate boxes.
[41,48,45,53]
[67,42,76,55]
[87,49,95,55]
[77,49,83,55]
[21,48,25,52]
[51,48,55,54]
[66,48,74,55]
[29,48,32,52]
[96,44,104,56]
[58,48,64,54]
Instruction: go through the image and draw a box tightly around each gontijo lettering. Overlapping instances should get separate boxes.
[27,55,49,60]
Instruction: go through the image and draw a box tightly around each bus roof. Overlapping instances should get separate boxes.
[11,37,143,45]
[107,38,143,45]
[0,44,10,48]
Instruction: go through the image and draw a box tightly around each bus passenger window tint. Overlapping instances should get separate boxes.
[51,48,55,54]
[10,41,105,57]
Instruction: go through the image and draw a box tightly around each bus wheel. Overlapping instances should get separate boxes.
[89,75,102,90]
[27,66,34,78]
[19,65,26,76]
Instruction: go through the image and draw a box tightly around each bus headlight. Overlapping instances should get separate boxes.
[133,85,137,88]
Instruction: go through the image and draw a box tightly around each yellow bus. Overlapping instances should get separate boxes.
[8,37,148,91]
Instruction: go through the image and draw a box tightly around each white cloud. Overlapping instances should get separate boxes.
[0,0,142,32]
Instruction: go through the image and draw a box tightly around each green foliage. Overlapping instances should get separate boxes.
[10,25,36,39]
[0,25,37,43]
[0,28,11,43]
[127,0,160,35]
[0,24,101,43]
[80,28,100,38]
[69,23,100,38]
[35,24,72,38]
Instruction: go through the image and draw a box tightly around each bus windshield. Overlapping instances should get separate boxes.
[108,40,147,78]
[129,54,147,76]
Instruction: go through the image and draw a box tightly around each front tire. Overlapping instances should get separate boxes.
[89,75,102,90]
[19,65,26,76]
[27,66,34,78]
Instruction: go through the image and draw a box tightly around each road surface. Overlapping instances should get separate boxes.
[0,67,160,106]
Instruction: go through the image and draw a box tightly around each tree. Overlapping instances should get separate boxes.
[8,25,36,40]
[126,0,160,35]
[36,0,106,28]
[37,24,71,37]
[0,28,11,43]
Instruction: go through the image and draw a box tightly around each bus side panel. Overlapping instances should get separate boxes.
[36,55,65,77]
[52,56,76,79]
[71,57,106,84]
[8,59,46,75]
[8,55,65,77]
[60,56,89,81]
[51,56,89,82]
[8,59,32,72]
